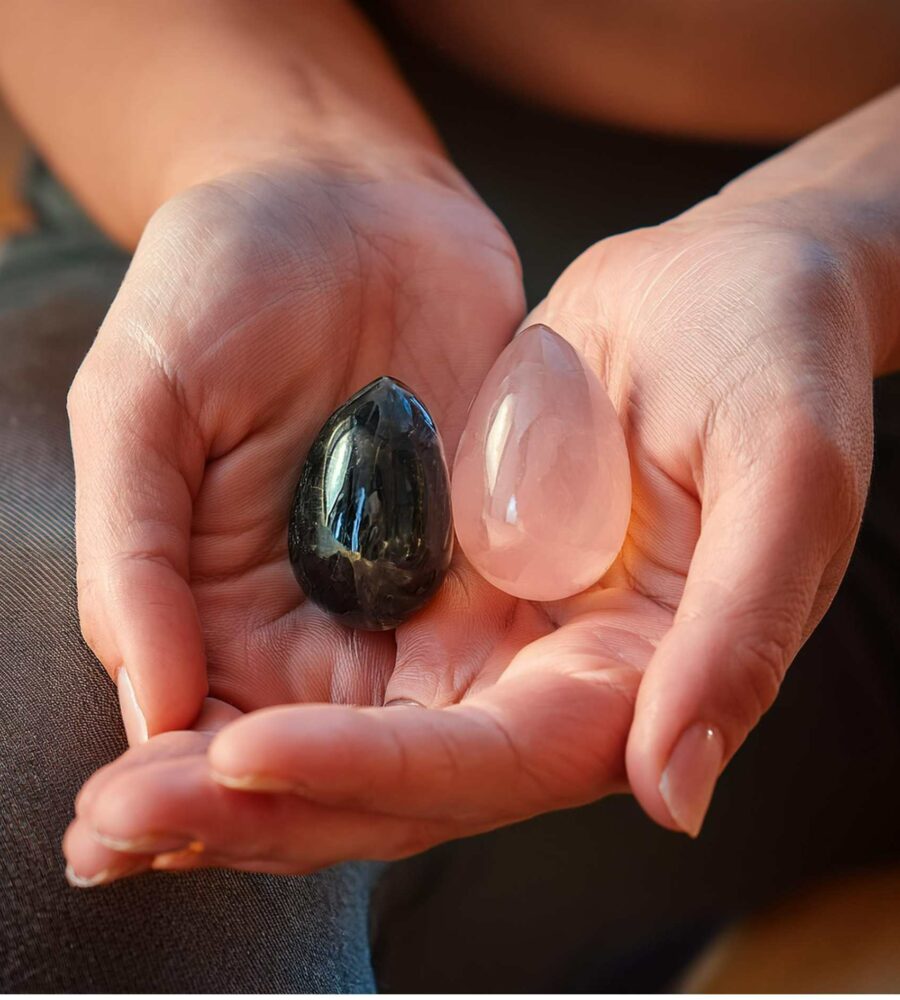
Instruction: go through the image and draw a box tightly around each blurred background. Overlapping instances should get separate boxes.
[0,101,29,235]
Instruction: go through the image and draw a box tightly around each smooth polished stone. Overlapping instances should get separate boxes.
[452,324,631,602]
[288,376,453,630]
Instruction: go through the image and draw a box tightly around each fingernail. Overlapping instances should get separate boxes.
[118,668,148,745]
[65,861,147,888]
[659,723,724,838]
[65,863,112,888]
[91,830,192,854]
[210,770,308,794]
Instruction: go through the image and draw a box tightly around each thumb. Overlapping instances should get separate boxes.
[68,322,207,743]
[626,417,866,836]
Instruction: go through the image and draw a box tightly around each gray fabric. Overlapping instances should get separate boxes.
[0,183,378,992]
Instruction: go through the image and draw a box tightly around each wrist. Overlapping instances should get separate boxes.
[834,203,900,378]
[157,113,473,216]
[783,192,900,379]
[684,183,900,378]
[81,0,460,244]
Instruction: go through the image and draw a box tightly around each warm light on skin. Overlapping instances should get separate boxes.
[7,0,893,885]
[392,0,900,143]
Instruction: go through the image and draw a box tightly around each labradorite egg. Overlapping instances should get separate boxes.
[288,376,453,630]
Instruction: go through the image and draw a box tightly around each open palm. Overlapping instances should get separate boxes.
[66,191,870,883]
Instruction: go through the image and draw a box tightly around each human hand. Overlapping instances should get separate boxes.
[530,203,877,835]
[66,175,881,884]
[62,151,525,882]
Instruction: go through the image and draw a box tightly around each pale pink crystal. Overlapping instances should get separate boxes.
[452,324,631,601]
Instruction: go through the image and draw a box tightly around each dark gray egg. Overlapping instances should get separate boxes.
[288,377,453,630]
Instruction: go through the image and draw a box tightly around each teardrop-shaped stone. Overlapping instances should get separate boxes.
[452,324,631,602]
[288,376,453,630]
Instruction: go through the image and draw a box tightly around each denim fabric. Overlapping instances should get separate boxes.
[0,170,378,991]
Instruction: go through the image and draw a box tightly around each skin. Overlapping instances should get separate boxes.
[1,2,899,882]
[393,0,900,141]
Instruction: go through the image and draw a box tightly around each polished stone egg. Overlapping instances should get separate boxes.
[288,376,453,630]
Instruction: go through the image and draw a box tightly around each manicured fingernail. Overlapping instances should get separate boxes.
[210,771,307,794]
[118,668,148,745]
[659,723,724,838]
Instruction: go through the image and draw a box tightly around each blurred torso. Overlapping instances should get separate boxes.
[391,0,900,141]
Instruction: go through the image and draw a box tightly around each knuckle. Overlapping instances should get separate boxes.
[680,596,800,736]
[731,627,793,724]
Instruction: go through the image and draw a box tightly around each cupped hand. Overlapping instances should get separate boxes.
[67,185,875,884]
[63,153,525,881]
[67,153,524,727]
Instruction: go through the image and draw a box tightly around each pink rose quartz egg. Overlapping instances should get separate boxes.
[452,323,631,601]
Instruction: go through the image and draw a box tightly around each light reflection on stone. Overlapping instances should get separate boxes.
[452,324,631,601]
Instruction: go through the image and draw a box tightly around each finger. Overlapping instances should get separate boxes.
[74,698,240,819]
[76,752,448,870]
[209,599,659,824]
[626,420,864,836]
[68,297,208,739]
[74,731,207,819]
[63,817,151,888]
[150,849,300,875]
[65,811,294,884]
